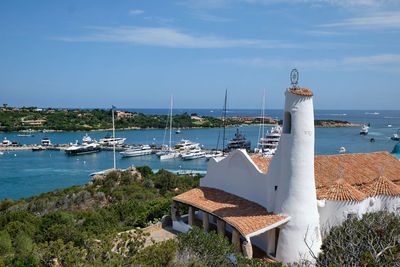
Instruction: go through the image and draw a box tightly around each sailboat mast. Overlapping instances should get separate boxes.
[169,95,173,150]
[112,106,116,170]
[262,88,266,142]
[222,89,227,155]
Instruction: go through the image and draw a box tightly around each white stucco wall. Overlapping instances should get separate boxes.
[318,196,400,232]
[273,90,322,264]
[201,150,276,211]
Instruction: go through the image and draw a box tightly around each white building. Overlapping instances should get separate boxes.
[171,85,400,264]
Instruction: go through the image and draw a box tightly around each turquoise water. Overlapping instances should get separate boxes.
[1,109,400,200]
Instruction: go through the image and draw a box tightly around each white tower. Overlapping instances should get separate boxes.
[274,70,321,263]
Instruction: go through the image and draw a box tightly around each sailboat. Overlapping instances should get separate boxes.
[158,95,180,160]
[254,89,281,157]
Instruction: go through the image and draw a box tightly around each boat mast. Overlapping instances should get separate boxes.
[222,89,227,155]
[169,95,173,150]
[262,88,266,149]
[112,105,116,169]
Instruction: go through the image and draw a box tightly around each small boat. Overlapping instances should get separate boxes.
[0,151,4,155]
[339,147,346,153]
[32,146,45,151]
[388,124,392,127]
[391,130,400,141]
[120,145,152,157]
[370,138,375,143]
[41,137,52,146]
[2,138,12,146]
[181,148,206,160]
[205,150,223,160]
[360,125,369,135]
[65,142,101,155]
[175,129,181,134]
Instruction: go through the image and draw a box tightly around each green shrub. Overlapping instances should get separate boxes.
[0,231,12,256]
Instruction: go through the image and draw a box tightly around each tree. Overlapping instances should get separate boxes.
[0,231,12,256]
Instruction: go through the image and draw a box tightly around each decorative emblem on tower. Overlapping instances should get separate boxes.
[290,69,299,89]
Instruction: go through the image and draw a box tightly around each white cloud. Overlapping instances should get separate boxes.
[178,0,396,8]
[195,13,234,22]
[129,9,144,15]
[217,54,400,71]
[320,11,400,29]
[55,26,297,48]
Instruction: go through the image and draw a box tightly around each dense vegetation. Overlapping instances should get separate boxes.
[317,211,400,266]
[0,107,240,132]
[0,167,201,266]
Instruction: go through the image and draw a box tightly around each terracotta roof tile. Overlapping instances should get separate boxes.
[173,187,288,237]
[316,179,366,202]
[288,88,314,97]
[251,152,400,201]
[361,176,400,197]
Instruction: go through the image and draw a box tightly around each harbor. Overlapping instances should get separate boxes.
[1,109,400,200]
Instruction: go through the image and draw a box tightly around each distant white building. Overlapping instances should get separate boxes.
[171,83,400,264]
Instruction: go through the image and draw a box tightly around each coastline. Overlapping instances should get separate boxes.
[0,122,362,134]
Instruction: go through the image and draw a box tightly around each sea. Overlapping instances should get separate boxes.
[1,109,400,200]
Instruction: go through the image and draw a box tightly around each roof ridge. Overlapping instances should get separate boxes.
[317,178,366,202]
[361,175,400,197]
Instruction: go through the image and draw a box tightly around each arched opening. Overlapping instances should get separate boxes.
[283,111,291,134]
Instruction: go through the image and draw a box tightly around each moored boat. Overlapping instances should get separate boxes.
[175,139,200,150]
[205,150,223,160]
[181,148,206,160]
[65,142,101,155]
[120,145,152,157]
[226,128,251,152]
[41,137,52,146]
[99,135,126,145]
[391,129,400,141]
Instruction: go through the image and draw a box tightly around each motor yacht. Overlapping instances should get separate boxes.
[2,138,12,146]
[205,150,223,160]
[99,134,126,145]
[181,148,206,160]
[339,147,346,153]
[391,129,400,141]
[120,145,152,157]
[175,139,200,150]
[65,142,101,155]
[360,125,369,135]
[226,128,251,152]
[254,124,282,156]
[41,137,52,146]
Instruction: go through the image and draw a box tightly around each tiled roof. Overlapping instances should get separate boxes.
[361,176,400,197]
[288,88,314,97]
[251,152,400,201]
[316,179,366,202]
[173,187,288,237]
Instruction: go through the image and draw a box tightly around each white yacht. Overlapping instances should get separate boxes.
[41,137,52,146]
[339,146,346,153]
[175,139,200,150]
[99,134,126,145]
[391,129,400,141]
[82,133,96,143]
[181,148,206,160]
[360,124,369,135]
[159,95,180,160]
[120,145,152,157]
[255,125,282,156]
[2,138,12,146]
[205,150,223,160]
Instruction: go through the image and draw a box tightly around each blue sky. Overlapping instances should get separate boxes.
[1,0,400,110]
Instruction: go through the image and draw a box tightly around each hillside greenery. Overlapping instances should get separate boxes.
[0,107,240,132]
[0,167,201,266]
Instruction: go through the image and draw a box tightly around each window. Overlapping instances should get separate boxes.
[283,111,291,134]
[274,186,278,191]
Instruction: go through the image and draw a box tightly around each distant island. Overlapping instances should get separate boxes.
[0,105,360,133]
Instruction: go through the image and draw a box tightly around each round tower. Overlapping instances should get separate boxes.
[274,71,321,263]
